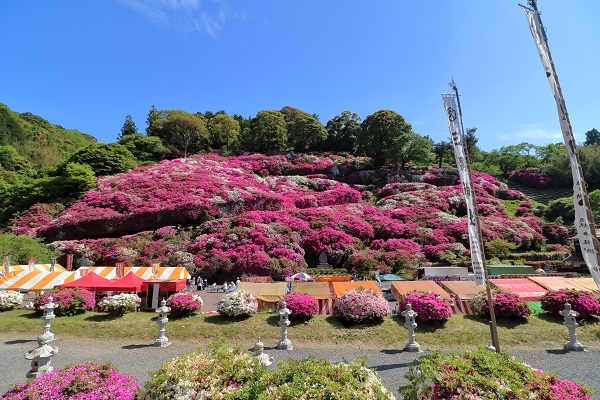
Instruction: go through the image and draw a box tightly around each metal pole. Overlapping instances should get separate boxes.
[450,80,501,352]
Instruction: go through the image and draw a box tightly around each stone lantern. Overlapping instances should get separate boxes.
[277,301,293,350]
[401,303,421,352]
[560,302,585,351]
[25,295,59,379]
[253,337,274,367]
[154,299,171,347]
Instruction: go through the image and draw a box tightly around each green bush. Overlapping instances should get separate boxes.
[399,348,592,399]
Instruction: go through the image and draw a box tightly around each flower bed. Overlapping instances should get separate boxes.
[470,289,531,318]
[541,289,600,319]
[217,290,258,317]
[34,288,95,317]
[399,348,591,399]
[281,291,318,321]
[166,292,203,318]
[400,291,452,323]
[0,290,23,312]
[98,293,141,316]
[1,362,139,400]
[333,287,389,324]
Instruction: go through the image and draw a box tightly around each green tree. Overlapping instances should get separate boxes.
[433,140,453,168]
[207,113,240,150]
[323,111,362,152]
[117,134,169,163]
[486,142,539,175]
[357,110,413,167]
[0,233,60,264]
[464,127,481,161]
[61,143,137,176]
[390,132,434,169]
[119,114,138,140]
[584,128,600,146]
[250,110,287,153]
[150,110,210,158]
[0,145,33,176]
[146,105,163,136]
[281,106,327,151]
[536,142,565,164]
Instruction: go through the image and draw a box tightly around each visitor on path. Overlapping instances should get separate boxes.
[223,282,228,293]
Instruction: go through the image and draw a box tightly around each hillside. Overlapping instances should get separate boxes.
[8,152,569,282]
[0,103,96,170]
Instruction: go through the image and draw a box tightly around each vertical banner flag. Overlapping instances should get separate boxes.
[116,262,125,278]
[2,257,8,275]
[28,257,35,271]
[80,268,89,277]
[50,257,56,271]
[442,94,486,285]
[521,4,600,288]
[151,263,159,280]
[66,254,74,271]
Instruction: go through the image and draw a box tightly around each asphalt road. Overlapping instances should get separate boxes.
[1,333,598,398]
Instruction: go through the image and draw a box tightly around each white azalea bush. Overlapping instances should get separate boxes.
[217,289,258,317]
[138,342,265,400]
[0,290,24,311]
[98,293,141,316]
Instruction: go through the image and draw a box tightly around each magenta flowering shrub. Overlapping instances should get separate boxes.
[9,203,65,236]
[334,287,390,323]
[470,289,531,318]
[281,291,318,321]
[541,289,600,319]
[34,288,95,317]
[400,291,452,323]
[508,168,552,189]
[0,362,139,400]
[166,292,203,318]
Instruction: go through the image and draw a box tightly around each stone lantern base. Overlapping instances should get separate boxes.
[154,338,171,347]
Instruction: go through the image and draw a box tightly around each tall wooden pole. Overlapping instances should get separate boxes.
[450,80,500,352]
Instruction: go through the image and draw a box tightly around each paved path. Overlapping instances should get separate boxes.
[1,334,598,398]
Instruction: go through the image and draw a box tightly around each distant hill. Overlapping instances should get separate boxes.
[0,103,96,170]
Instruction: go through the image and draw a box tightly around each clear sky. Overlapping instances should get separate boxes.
[2,1,598,152]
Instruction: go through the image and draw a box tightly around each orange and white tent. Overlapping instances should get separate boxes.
[74,266,190,280]
[0,270,76,292]
[9,264,66,272]
[390,280,452,302]
[331,281,383,298]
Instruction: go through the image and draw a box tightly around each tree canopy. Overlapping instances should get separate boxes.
[357,110,413,168]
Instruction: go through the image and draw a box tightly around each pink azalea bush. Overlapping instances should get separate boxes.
[166,292,203,318]
[399,348,592,399]
[334,287,390,323]
[400,291,452,323]
[0,362,139,400]
[281,291,318,321]
[470,289,531,318]
[540,289,600,319]
[34,288,95,317]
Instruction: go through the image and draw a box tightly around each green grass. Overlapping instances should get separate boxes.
[3,309,600,350]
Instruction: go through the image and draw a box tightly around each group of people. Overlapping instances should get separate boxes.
[190,276,240,293]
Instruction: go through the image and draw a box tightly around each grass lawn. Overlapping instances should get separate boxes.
[2,309,599,350]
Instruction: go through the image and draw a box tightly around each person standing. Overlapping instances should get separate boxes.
[223,281,228,293]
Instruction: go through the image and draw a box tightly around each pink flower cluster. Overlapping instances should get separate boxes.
[476,290,531,318]
[541,289,600,319]
[400,291,452,322]
[166,292,203,318]
[281,291,318,320]
[333,287,390,323]
[9,203,65,236]
[0,362,139,400]
[508,168,552,189]
[34,288,95,317]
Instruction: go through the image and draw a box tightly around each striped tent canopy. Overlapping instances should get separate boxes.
[566,277,600,294]
[0,270,76,292]
[9,264,66,272]
[390,280,451,302]
[331,281,383,298]
[74,266,190,280]
[527,276,594,293]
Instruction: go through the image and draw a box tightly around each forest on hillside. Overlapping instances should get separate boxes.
[0,102,599,281]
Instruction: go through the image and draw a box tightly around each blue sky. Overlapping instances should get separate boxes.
[2,1,598,152]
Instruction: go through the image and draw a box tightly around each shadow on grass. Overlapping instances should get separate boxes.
[84,314,122,322]
[18,311,41,320]
[463,314,530,329]
[393,315,448,332]
[265,315,312,327]
[202,314,251,325]
[323,315,385,329]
